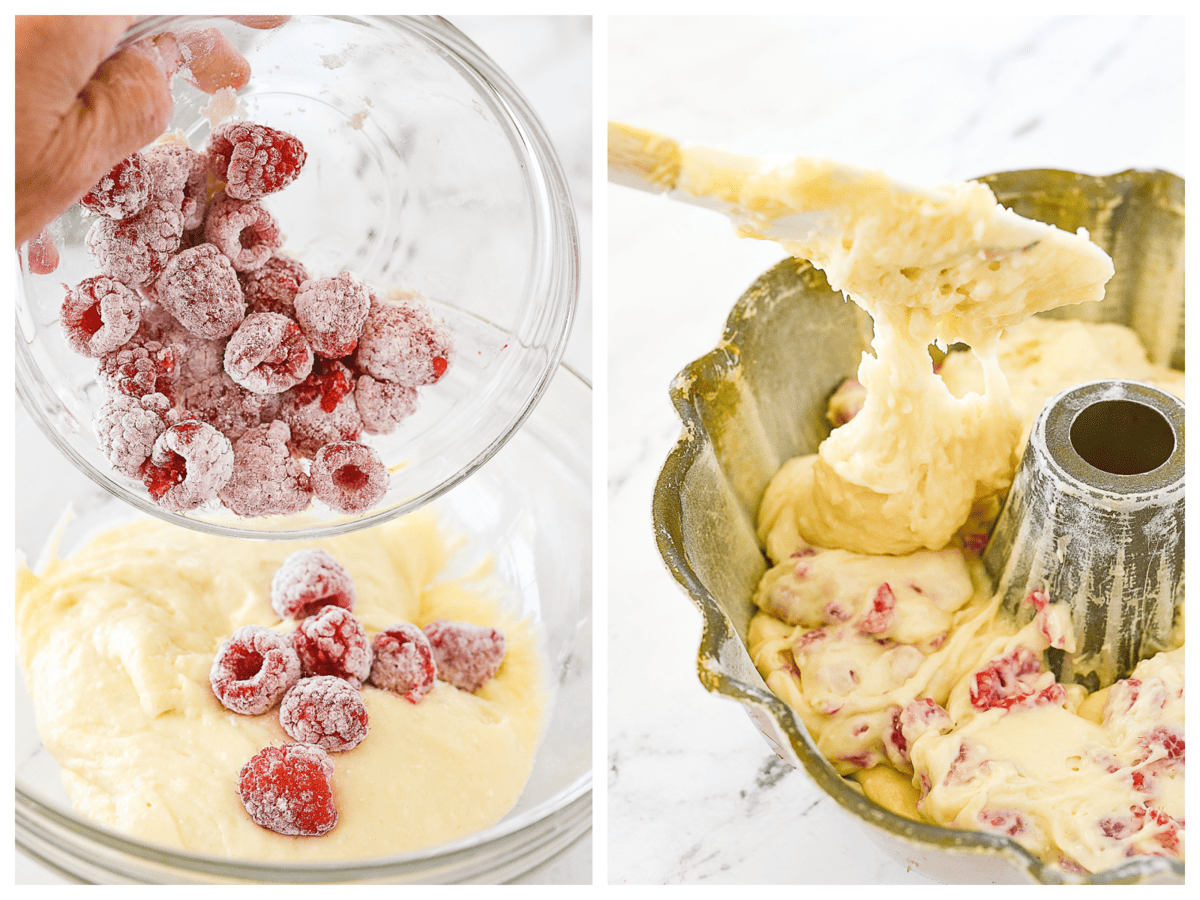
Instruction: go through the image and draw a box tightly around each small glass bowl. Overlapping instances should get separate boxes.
[16,363,592,884]
[16,15,578,539]
[653,169,1184,884]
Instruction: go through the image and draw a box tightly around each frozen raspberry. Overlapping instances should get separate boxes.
[60,276,142,357]
[224,312,314,394]
[355,374,418,435]
[204,195,281,272]
[182,371,282,442]
[238,743,337,836]
[94,391,179,477]
[310,441,388,515]
[86,198,183,287]
[280,375,363,458]
[97,338,180,402]
[156,243,246,340]
[137,303,227,385]
[280,676,370,751]
[423,619,506,693]
[289,358,357,414]
[207,121,307,200]
[368,623,437,704]
[291,606,373,685]
[271,548,357,620]
[240,254,310,317]
[353,297,455,387]
[142,420,234,512]
[210,625,302,715]
[293,272,371,358]
[858,584,896,635]
[143,143,208,230]
[219,421,313,517]
[826,378,867,427]
[26,227,60,274]
[970,646,1067,712]
[80,152,152,219]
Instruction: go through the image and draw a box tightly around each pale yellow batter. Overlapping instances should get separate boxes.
[16,512,546,861]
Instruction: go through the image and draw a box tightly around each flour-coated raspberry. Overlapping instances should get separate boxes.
[80,152,152,219]
[61,276,142,357]
[27,227,60,274]
[157,243,246,340]
[207,121,307,200]
[210,625,302,715]
[240,254,310,317]
[97,338,180,402]
[423,619,506,693]
[279,676,369,751]
[144,142,208,229]
[142,420,234,511]
[94,391,179,477]
[271,548,357,620]
[292,605,373,685]
[86,199,183,287]
[238,743,337,836]
[181,371,282,442]
[355,375,418,435]
[279,373,362,458]
[204,195,281,272]
[368,622,437,704]
[310,441,388,515]
[224,312,314,394]
[353,297,454,387]
[293,272,371,358]
[218,420,312,517]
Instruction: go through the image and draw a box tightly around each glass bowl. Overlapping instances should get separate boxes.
[16,15,578,539]
[653,169,1184,884]
[16,363,592,884]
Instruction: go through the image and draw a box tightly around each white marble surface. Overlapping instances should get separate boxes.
[14,14,592,886]
[607,14,1183,884]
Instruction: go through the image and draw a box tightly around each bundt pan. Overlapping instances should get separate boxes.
[652,168,1183,884]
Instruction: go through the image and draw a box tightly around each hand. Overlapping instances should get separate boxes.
[14,16,286,248]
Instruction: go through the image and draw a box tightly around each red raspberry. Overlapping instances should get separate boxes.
[858,583,896,635]
[279,676,369,751]
[271,548,357,620]
[224,312,314,395]
[86,198,183,287]
[219,420,313,517]
[210,624,302,715]
[181,371,282,443]
[355,374,418,435]
[61,276,142,357]
[94,391,179,477]
[280,382,363,459]
[238,743,337,836]
[97,338,180,402]
[204,195,281,272]
[970,646,1067,712]
[207,121,307,200]
[293,272,371,358]
[353,297,455,387]
[26,227,60,274]
[368,623,437,704]
[156,243,246,340]
[423,619,506,693]
[291,606,373,685]
[143,142,208,229]
[310,441,388,515]
[142,420,234,512]
[80,152,152,219]
[289,358,357,414]
[240,254,310,317]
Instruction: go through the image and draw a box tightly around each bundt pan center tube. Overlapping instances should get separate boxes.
[984,379,1184,692]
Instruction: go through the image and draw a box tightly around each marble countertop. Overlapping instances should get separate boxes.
[14,14,591,886]
[607,14,1183,884]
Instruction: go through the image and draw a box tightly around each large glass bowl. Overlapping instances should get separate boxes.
[16,363,592,884]
[653,169,1183,884]
[16,15,578,539]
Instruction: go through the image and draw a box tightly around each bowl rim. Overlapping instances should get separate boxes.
[15,13,580,541]
[653,167,1185,884]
